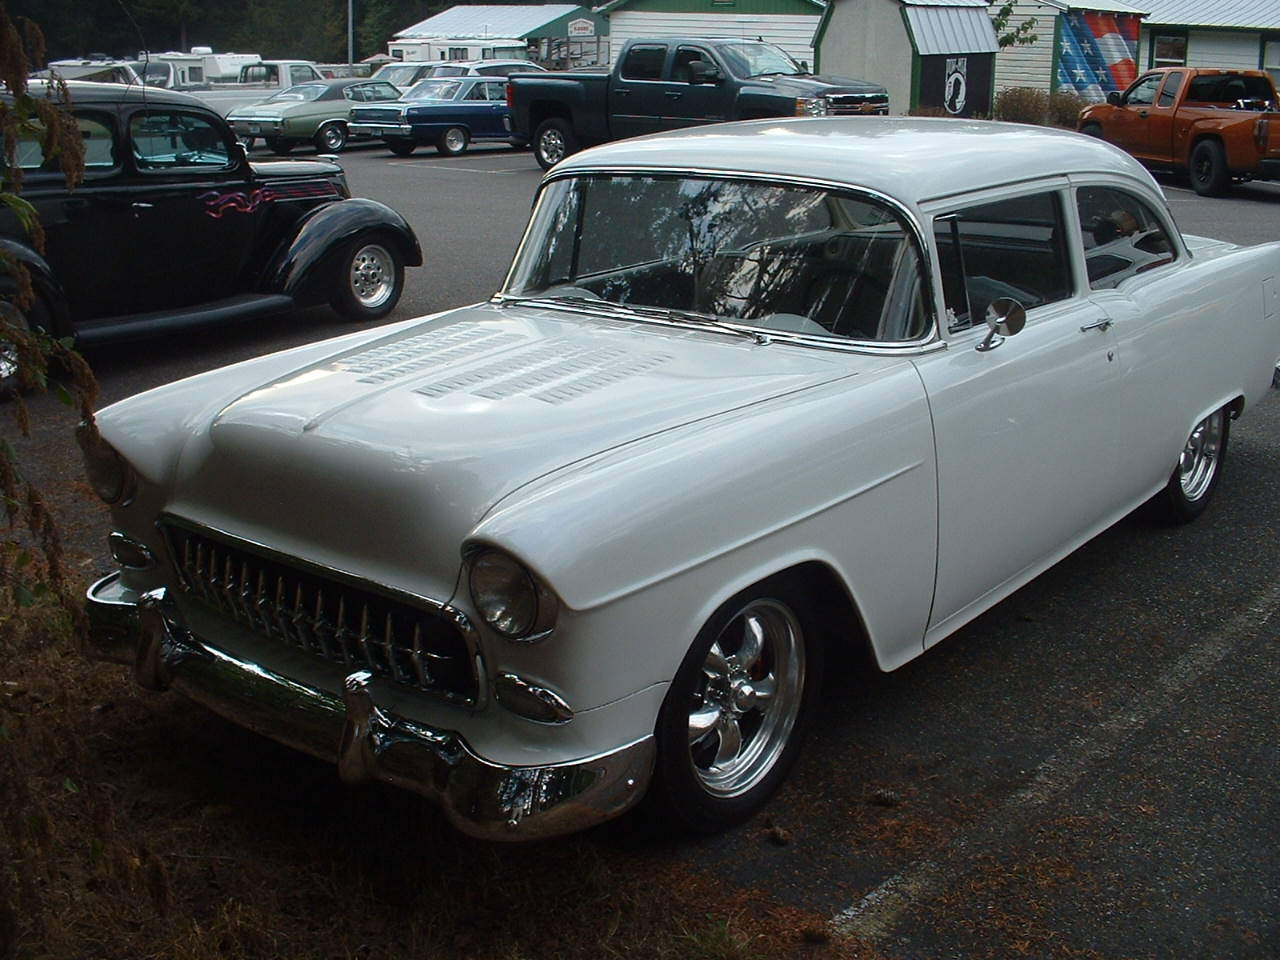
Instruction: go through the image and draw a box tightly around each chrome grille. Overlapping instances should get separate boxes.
[827,94,890,116]
[163,520,478,704]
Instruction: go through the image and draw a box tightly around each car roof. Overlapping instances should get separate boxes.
[552,117,1162,208]
[26,79,212,109]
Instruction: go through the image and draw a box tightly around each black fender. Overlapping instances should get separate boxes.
[0,236,72,335]
[260,198,423,308]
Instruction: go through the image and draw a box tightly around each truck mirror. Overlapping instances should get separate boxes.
[687,60,721,85]
[1107,91,1121,106]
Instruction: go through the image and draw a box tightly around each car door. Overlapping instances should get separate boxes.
[609,42,670,140]
[463,79,509,137]
[122,106,256,313]
[1106,73,1164,158]
[912,187,1125,643]
[653,45,731,129]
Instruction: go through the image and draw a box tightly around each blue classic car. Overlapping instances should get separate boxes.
[348,76,522,156]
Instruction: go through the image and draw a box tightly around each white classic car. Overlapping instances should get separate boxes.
[82,118,1280,841]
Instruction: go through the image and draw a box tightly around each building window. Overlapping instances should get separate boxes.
[1152,33,1187,67]
[1264,38,1280,87]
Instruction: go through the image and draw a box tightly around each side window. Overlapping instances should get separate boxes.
[481,81,504,101]
[129,111,232,171]
[465,83,487,101]
[934,192,1071,332]
[15,112,116,171]
[673,47,709,83]
[1076,186,1176,290]
[620,45,666,82]
[1123,74,1162,107]
[1157,71,1183,107]
[290,65,314,85]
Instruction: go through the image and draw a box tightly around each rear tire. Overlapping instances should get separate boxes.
[387,139,416,157]
[0,279,56,398]
[647,575,824,833]
[1152,407,1230,523]
[533,118,577,170]
[1189,139,1230,197]
[436,126,469,156]
[266,137,293,155]
[314,122,348,153]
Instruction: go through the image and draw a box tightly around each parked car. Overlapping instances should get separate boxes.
[82,118,1280,841]
[421,59,547,78]
[349,76,521,156]
[1078,67,1280,196]
[0,81,421,391]
[226,77,403,153]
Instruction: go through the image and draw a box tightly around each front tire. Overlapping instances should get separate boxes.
[0,280,56,397]
[648,576,824,833]
[436,126,469,156]
[1189,139,1230,196]
[1153,407,1230,523]
[330,236,404,322]
[533,118,577,170]
[314,122,348,153]
[1079,123,1103,139]
[266,137,293,155]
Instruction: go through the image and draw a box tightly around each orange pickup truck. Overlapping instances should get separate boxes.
[1078,67,1280,196]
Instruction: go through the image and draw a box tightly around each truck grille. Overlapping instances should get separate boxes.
[162,519,480,705]
[827,93,890,116]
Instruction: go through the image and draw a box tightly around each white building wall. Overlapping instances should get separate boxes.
[992,3,1059,92]
[817,0,912,110]
[606,12,822,64]
[1138,28,1263,72]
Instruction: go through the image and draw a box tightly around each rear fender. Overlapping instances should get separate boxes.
[0,236,72,334]
[260,198,423,307]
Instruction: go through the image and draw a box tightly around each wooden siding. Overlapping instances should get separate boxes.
[1137,27,1265,70]
[992,2,1058,91]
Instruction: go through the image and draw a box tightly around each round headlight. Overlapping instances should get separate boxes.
[75,424,135,505]
[468,549,557,640]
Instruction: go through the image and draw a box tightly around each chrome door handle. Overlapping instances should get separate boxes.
[1080,318,1113,332]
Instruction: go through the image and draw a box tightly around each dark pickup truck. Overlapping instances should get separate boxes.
[508,37,889,168]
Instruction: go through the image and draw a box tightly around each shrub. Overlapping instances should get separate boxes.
[1048,88,1089,128]
[993,86,1050,125]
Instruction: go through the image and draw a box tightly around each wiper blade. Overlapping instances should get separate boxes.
[497,294,771,344]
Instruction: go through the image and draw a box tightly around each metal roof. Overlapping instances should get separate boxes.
[1133,0,1280,27]
[903,2,1000,56]
[395,5,599,41]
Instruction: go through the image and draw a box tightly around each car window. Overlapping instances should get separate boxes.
[673,47,711,83]
[1123,74,1162,107]
[1185,73,1274,103]
[620,45,666,82]
[129,110,233,171]
[934,192,1071,332]
[406,79,460,101]
[15,111,116,172]
[1075,186,1176,290]
[505,174,928,342]
[354,82,400,102]
[1157,71,1183,107]
[289,65,316,85]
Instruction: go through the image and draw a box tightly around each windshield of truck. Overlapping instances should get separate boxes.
[404,79,462,101]
[267,84,326,103]
[501,174,928,343]
[717,42,805,79]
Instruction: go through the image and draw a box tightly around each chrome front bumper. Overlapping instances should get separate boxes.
[86,573,655,841]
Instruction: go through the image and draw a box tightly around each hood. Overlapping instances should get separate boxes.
[167,302,855,595]
[750,73,888,97]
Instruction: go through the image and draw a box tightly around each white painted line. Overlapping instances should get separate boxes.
[830,577,1280,942]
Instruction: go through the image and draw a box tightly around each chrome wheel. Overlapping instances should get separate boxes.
[0,300,27,388]
[437,126,468,156]
[686,598,805,799]
[347,242,396,312]
[315,122,347,152]
[1178,409,1225,502]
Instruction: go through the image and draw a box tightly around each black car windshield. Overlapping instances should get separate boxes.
[268,84,327,102]
[501,174,928,343]
[404,79,462,101]
[717,42,805,79]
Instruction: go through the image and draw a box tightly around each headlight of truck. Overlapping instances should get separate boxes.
[468,548,559,641]
[75,424,136,505]
[796,97,829,117]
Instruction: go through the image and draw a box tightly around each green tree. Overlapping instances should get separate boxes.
[991,1,1037,49]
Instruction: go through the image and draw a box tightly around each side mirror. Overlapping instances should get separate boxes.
[1106,91,1122,106]
[687,60,722,85]
[976,297,1026,352]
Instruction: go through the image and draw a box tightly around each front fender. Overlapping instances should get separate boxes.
[260,198,423,307]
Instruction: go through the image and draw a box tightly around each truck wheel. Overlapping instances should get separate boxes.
[1079,123,1103,138]
[1189,139,1230,196]
[533,118,577,170]
[266,137,293,155]
[314,122,347,153]
[436,126,469,156]
[331,235,404,322]
[387,139,416,157]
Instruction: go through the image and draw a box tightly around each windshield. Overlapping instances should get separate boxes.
[267,84,326,103]
[502,175,928,343]
[717,42,805,79]
[404,79,462,101]
[374,63,422,87]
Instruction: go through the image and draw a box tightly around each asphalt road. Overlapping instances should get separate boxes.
[30,140,1280,958]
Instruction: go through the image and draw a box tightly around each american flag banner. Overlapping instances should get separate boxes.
[1057,10,1140,101]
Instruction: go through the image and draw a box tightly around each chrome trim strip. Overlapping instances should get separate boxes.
[84,574,656,841]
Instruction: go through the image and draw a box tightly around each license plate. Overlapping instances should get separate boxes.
[249,124,261,134]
